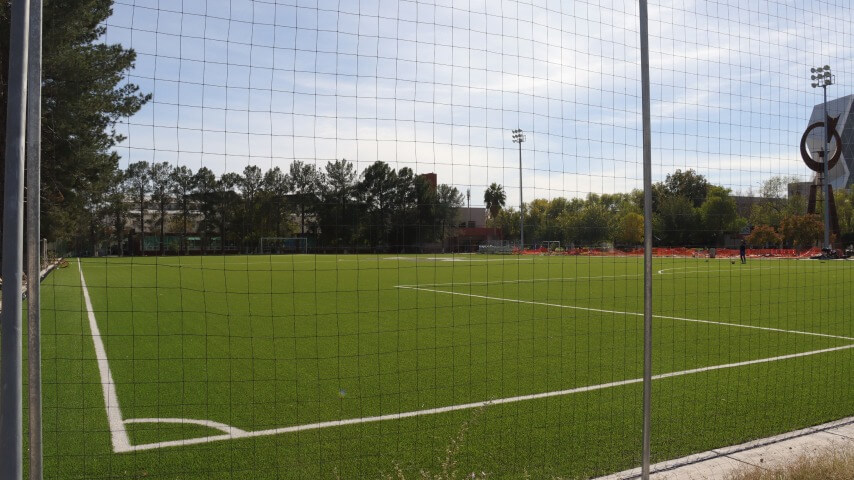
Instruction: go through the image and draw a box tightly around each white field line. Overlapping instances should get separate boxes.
[120,343,854,452]
[398,274,644,289]
[123,418,248,435]
[81,256,535,269]
[400,266,778,289]
[396,285,854,342]
[77,261,131,452]
[656,266,773,275]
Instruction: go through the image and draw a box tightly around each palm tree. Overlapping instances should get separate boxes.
[484,183,506,219]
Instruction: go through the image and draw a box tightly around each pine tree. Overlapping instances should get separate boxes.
[0,0,150,244]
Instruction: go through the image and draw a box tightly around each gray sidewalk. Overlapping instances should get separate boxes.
[598,416,854,479]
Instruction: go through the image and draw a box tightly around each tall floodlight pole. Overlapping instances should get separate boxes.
[512,129,526,249]
[810,65,834,250]
[638,0,654,478]
[1,0,31,478]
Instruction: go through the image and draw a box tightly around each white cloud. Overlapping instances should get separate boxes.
[107,0,854,207]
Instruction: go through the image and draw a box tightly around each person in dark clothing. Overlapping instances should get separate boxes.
[739,241,747,264]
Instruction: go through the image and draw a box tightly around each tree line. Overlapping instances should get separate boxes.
[487,169,842,250]
[486,169,743,248]
[73,165,845,255]
[83,159,465,255]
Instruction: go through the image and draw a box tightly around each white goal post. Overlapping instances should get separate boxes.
[259,237,308,254]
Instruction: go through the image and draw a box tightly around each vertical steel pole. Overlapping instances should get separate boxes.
[1,0,31,478]
[822,86,831,250]
[518,140,524,249]
[638,0,654,478]
[26,0,43,477]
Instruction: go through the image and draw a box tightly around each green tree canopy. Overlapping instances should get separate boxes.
[699,186,741,243]
[780,214,823,250]
[0,0,150,242]
[661,169,710,208]
[745,225,782,248]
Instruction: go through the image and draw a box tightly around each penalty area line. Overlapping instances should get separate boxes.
[121,343,854,452]
[396,285,854,342]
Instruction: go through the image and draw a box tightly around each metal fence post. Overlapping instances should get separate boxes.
[26,0,43,477]
[638,0,654,478]
[0,0,31,478]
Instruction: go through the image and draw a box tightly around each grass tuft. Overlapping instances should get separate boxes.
[383,408,489,480]
[726,446,854,480]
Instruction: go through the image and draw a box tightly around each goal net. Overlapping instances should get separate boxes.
[259,237,308,255]
[543,241,562,252]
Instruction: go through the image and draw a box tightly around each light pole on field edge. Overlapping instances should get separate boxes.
[810,64,834,250]
[512,129,526,249]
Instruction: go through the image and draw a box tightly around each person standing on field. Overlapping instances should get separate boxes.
[739,240,747,264]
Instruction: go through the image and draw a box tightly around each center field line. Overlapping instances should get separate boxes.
[396,285,854,342]
[77,261,131,452]
[398,265,779,289]
[397,274,643,288]
[121,343,854,452]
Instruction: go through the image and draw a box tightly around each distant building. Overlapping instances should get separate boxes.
[788,182,812,200]
[456,207,487,228]
[731,195,786,219]
[419,172,437,190]
[446,207,502,252]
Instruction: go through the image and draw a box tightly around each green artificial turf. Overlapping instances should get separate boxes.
[33,255,854,479]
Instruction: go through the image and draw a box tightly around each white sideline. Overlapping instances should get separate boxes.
[120,343,854,452]
[397,266,775,289]
[76,259,854,453]
[656,266,773,275]
[396,285,854,342]
[77,261,131,452]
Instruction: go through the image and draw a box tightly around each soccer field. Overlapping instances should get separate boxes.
[39,255,854,479]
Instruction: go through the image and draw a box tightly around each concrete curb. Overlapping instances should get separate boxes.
[597,416,854,479]
[0,258,64,311]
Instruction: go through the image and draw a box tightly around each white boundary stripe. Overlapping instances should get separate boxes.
[397,286,854,342]
[120,343,854,452]
[656,266,773,275]
[77,261,131,452]
[123,418,248,436]
[400,266,779,289]
[397,274,643,289]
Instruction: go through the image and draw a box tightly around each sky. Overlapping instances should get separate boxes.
[103,0,854,207]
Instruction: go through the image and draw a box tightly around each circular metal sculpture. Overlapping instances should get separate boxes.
[799,114,842,242]
[800,116,842,172]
